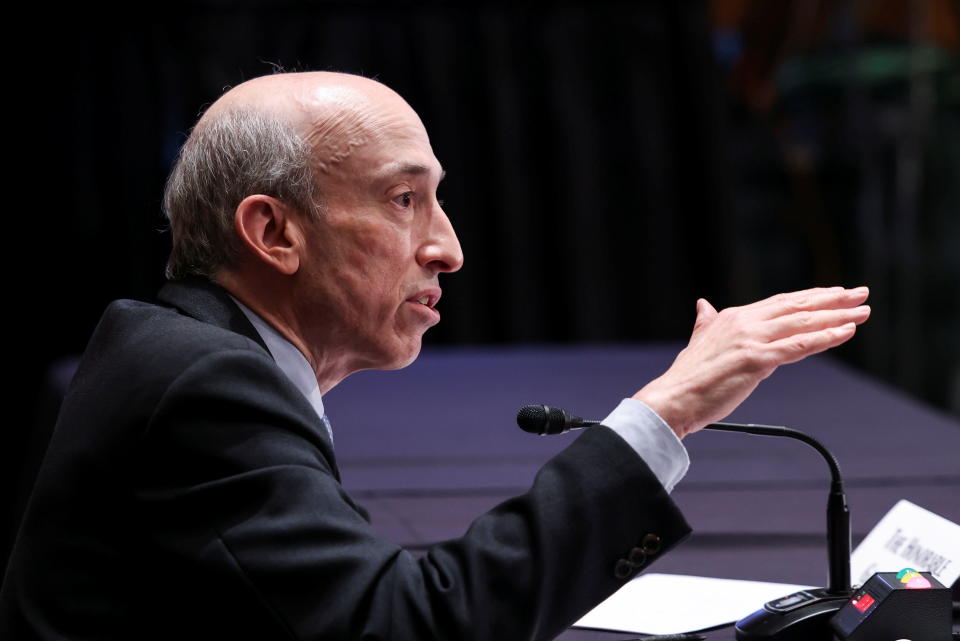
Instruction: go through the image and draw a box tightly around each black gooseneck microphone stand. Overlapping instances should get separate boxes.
[703,422,851,641]
[516,406,853,641]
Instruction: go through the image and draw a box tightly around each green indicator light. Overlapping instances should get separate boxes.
[896,567,917,580]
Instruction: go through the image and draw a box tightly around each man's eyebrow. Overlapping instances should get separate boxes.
[376,162,446,182]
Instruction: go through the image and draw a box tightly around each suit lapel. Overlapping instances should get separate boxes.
[154,277,341,481]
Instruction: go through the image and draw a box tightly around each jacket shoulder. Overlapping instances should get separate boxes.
[69,298,269,395]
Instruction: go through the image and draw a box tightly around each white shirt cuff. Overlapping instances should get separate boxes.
[601,398,690,493]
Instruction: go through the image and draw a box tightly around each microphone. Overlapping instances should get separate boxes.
[516,405,853,641]
[515,404,598,435]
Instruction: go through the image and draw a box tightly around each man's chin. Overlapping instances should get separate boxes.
[374,339,423,371]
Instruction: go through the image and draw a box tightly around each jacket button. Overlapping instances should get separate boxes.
[628,547,646,566]
[642,533,662,555]
[614,558,633,579]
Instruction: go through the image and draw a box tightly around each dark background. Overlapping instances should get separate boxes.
[6,0,958,574]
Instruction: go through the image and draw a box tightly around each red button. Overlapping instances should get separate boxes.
[852,593,875,613]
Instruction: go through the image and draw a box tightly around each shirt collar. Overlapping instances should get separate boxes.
[228,295,326,423]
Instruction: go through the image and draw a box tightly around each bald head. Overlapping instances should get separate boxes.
[201,72,425,174]
[164,71,427,280]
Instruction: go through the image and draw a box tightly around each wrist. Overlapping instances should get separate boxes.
[632,380,689,440]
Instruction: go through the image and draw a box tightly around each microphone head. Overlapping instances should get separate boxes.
[516,404,568,435]
[516,404,548,434]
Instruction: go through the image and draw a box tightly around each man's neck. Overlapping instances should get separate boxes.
[213,270,353,394]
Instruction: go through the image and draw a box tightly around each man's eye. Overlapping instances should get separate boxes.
[394,192,413,208]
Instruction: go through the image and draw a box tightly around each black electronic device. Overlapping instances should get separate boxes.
[733,588,851,641]
[830,569,951,641]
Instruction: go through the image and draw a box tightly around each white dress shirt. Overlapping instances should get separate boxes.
[600,399,689,493]
[230,296,689,492]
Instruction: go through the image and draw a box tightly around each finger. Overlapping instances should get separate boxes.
[761,305,870,342]
[744,286,843,310]
[764,322,858,367]
[692,298,719,332]
[752,286,869,320]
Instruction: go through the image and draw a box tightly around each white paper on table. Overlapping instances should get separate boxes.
[573,573,813,635]
[850,499,960,588]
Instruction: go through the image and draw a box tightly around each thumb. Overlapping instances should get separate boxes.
[693,298,719,331]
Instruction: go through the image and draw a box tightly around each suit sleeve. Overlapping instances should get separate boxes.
[138,348,691,641]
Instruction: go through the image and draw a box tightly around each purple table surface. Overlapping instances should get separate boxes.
[324,344,960,640]
[327,344,960,491]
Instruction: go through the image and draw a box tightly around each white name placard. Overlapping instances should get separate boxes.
[851,499,960,588]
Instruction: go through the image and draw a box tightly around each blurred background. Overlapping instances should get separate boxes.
[6,0,958,560]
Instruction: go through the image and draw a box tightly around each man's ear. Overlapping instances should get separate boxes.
[233,195,304,275]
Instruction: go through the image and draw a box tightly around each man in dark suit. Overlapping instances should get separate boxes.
[1,72,870,640]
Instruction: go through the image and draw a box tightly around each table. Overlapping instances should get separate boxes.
[325,345,960,640]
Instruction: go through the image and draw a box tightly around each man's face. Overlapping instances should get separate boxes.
[294,98,463,374]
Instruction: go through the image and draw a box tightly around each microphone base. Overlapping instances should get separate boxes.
[734,587,850,641]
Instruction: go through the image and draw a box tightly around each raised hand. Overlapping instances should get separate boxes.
[633,286,871,439]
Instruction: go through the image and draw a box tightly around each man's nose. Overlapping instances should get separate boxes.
[418,205,464,274]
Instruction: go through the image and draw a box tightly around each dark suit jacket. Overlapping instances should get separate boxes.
[1,278,691,641]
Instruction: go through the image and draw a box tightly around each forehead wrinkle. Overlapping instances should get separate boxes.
[296,85,413,177]
[288,79,436,195]
[302,107,375,175]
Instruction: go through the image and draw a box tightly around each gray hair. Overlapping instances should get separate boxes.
[163,108,321,280]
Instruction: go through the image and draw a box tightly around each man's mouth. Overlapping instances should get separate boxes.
[408,288,441,309]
